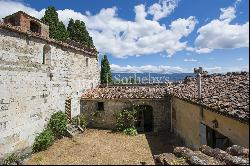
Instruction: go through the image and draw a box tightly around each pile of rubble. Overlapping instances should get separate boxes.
[154,145,249,165]
[168,72,249,122]
[82,86,168,99]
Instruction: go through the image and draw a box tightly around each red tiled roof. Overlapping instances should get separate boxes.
[82,72,249,123]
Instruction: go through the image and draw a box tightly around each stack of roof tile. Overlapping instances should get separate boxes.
[154,145,249,165]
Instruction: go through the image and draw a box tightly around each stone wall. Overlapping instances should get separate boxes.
[80,98,170,132]
[172,97,249,150]
[0,28,99,159]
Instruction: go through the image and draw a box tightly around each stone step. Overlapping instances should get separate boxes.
[66,124,84,138]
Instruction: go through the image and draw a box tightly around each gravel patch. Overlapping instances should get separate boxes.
[25,129,182,165]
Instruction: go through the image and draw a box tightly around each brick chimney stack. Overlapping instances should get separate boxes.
[3,11,49,38]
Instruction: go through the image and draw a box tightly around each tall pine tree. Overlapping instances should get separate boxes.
[67,19,94,48]
[67,18,75,40]
[100,55,113,85]
[41,6,68,41]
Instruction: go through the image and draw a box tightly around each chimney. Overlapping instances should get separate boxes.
[197,73,201,99]
[194,67,203,99]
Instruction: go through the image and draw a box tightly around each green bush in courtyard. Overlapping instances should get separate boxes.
[115,105,138,136]
[3,153,19,165]
[123,127,138,136]
[48,111,68,138]
[32,128,54,152]
[72,114,88,129]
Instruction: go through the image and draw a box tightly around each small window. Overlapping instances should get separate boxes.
[97,102,104,111]
[30,21,40,33]
[86,58,89,67]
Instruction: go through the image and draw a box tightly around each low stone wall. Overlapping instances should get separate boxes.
[80,98,171,132]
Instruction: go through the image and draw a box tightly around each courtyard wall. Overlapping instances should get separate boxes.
[81,99,170,132]
[0,27,99,158]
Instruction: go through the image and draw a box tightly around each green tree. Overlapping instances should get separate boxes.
[41,6,68,41]
[100,55,113,84]
[67,19,94,48]
[67,18,75,40]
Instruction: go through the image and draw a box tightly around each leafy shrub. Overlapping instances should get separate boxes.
[123,127,138,136]
[115,106,137,131]
[48,111,68,138]
[3,153,19,165]
[32,128,54,152]
[72,114,88,128]
[114,105,139,136]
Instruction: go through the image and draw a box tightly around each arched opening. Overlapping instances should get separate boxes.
[43,44,51,65]
[135,105,153,132]
[86,57,89,67]
[30,20,41,34]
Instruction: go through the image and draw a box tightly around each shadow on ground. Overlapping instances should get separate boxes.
[144,131,184,156]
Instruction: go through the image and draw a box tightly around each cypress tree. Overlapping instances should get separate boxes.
[41,6,68,41]
[100,55,113,85]
[67,19,94,48]
[56,21,68,41]
[67,18,75,40]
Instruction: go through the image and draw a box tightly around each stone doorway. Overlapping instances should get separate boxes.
[135,105,153,132]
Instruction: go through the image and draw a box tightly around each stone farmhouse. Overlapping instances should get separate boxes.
[0,11,99,159]
[82,72,249,150]
[0,11,249,162]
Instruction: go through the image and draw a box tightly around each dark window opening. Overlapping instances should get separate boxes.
[206,126,229,150]
[42,45,51,65]
[97,102,104,111]
[200,123,230,150]
[30,21,40,33]
[86,58,89,67]
[7,17,16,26]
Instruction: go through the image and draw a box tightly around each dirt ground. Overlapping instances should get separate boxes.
[25,129,183,165]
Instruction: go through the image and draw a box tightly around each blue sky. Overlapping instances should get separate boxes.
[0,0,249,73]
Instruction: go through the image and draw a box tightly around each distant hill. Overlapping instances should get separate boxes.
[112,73,195,84]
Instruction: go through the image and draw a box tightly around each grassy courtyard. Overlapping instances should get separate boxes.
[25,129,182,165]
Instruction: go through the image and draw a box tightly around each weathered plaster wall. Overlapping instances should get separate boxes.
[0,28,99,158]
[81,99,170,132]
[172,97,249,150]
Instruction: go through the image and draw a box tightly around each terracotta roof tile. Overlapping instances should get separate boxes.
[154,145,249,165]
[168,72,249,122]
[82,72,249,122]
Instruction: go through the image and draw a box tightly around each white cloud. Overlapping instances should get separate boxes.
[0,0,45,20]
[236,57,243,61]
[0,0,196,58]
[148,0,179,21]
[195,4,249,54]
[184,58,197,62]
[204,66,249,73]
[110,64,184,74]
[219,7,236,21]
